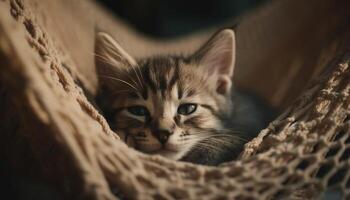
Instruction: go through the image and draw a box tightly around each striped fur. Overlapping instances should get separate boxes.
[95,30,250,165]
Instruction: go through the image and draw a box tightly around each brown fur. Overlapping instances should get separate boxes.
[95,30,241,163]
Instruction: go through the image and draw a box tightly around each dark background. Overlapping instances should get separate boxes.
[98,0,267,38]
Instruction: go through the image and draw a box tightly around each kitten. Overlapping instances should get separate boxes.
[95,29,274,165]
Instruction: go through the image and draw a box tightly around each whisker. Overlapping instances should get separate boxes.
[137,66,145,85]
[130,65,144,91]
[100,75,138,92]
[193,142,223,153]
[185,129,247,152]
[94,53,141,90]
[94,53,121,67]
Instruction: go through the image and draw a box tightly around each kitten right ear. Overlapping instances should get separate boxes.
[95,32,136,80]
[191,29,236,96]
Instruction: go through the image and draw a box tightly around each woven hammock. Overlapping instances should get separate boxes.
[0,0,350,199]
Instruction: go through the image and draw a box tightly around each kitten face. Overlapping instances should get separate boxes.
[95,30,236,160]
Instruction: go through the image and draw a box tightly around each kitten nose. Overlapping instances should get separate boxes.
[156,129,173,145]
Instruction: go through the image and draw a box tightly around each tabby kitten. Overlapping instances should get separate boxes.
[95,29,272,165]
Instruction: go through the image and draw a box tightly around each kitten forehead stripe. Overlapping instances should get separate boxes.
[141,57,183,99]
[143,61,157,92]
[168,59,180,91]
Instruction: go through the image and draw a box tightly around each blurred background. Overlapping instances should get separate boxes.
[98,0,267,38]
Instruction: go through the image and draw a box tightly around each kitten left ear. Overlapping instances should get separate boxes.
[95,32,137,81]
[192,29,236,95]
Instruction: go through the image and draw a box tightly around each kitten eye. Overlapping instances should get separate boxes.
[127,106,149,116]
[177,104,197,115]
